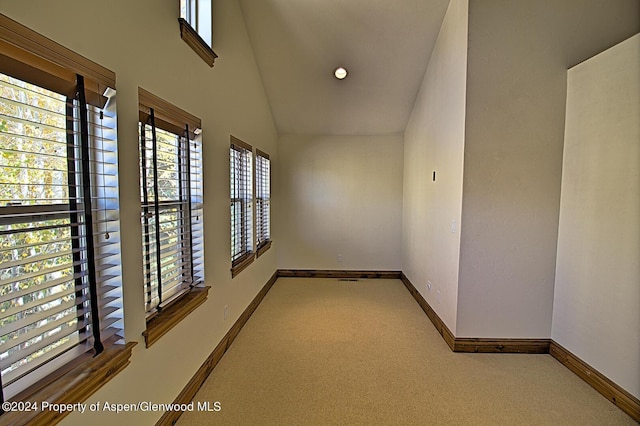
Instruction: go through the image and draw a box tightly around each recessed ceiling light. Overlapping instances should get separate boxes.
[334,67,348,80]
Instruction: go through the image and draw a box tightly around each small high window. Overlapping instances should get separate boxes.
[179,0,217,67]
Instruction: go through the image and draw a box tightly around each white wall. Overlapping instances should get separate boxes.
[0,0,279,424]
[456,0,571,338]
[401,0,468,333]
[552,34,640,399]
[456,0,638,340]
[278,134,403,271]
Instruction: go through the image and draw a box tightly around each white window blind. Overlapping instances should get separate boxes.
[255,149,270,254]
[0,72,121,400]
[139,93,203,316]
[230,137,253,274]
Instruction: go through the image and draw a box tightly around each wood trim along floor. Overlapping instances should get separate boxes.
[400,272,456,350]
[155,271,278,426]
[401,273,550,354]
[277,269,402,279]
[157,270,638,424]
[401,272,638,422]
[550,341,640,422]
[453,338,550,354]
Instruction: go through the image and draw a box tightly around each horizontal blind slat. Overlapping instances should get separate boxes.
[0,283,77,320]
[1,333,89,387]
[0,297,78,337]
[1,312,89,356]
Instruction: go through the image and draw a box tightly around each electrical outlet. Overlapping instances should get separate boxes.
[450,220,457,233]
[436,290,441,304]
[427,280,432,292]
[224,305,228,321]
[337,254,343,262]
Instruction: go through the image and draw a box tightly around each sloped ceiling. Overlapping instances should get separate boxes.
[238,0,450,135]
[559,0,640,67]
[239,0,639,136]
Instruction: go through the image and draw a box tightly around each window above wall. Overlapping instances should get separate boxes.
[179,0,218,67]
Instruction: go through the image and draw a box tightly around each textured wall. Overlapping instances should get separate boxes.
[456,0,570,338]
[401,0,468,333]
[457,0,638,339]
[552,34,640,398]
[278,134,403,271]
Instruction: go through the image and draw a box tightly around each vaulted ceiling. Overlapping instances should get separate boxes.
[239,0,450,135]
[239,0,639,136]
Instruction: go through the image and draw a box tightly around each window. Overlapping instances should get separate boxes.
[138,88,206,346]
[255,149,271,257]
[0,13,127,408]
[179,0,217,67]
[180,0,212,46]
[230,136,253,277]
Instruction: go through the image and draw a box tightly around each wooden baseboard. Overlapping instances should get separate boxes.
[401,273,548,354]
[155,271,278,426]
[550,341,640,422]
[400,273,638,421]
[400,273,456,350]
[277,269,402,279]
[453,338,550,353]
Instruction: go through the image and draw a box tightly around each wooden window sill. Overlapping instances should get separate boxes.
[143,286,211,348]
[256,240,272,258]
[231,253,254,278]
[1,342,136,426]
[178,18,217,67]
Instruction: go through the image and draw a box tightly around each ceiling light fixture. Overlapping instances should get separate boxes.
[334,67,348,80]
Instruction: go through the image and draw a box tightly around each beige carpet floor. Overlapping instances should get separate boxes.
[178,278,635,425]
